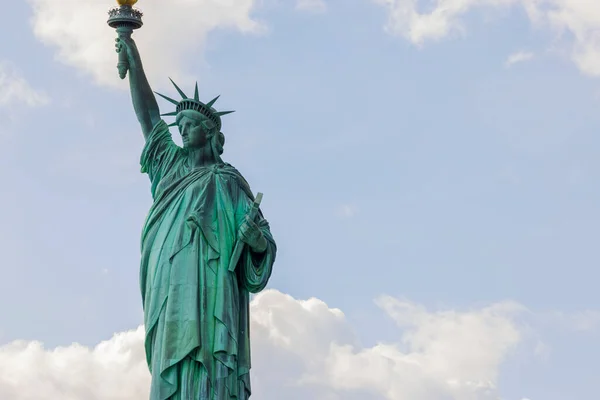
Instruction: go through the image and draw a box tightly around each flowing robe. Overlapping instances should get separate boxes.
[139,120,276,399]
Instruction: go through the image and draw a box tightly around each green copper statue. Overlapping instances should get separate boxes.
[109,3,277,399]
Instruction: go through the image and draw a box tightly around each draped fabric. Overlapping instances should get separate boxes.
[139,120,276,400]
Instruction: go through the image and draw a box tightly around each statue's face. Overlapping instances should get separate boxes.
[177,112,209,149]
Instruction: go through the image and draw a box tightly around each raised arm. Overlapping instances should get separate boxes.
[116,37,161,140]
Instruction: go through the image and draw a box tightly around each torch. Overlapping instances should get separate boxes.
[107,0,143,79]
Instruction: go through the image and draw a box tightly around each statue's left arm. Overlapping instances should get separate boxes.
[236,201,277,293]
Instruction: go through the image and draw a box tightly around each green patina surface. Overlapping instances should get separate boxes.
[110,11,277,399]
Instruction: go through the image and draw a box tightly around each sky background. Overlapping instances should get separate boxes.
[0,0,599,399]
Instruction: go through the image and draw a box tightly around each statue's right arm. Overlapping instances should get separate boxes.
[118,37,161,140]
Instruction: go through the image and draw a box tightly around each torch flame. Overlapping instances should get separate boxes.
[117,0,138,5]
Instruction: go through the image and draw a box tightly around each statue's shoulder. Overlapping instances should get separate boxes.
[214,162,240,178]
[218,163,252,197]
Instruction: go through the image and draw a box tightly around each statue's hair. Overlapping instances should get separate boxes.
[215,132,225,155]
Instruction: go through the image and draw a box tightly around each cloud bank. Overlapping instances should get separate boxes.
[28,0,600,86]
[0,290,527,400]
[505,51,535,68]
[372,0,600,76]
[0,62,49,107]
[26,0,264,89]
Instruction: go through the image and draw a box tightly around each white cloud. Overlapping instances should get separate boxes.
[0,62,49,107]
[336,204,359,218]
[0,326,149,400]
[372,0,600,76]
[26,0,265,89]
[372,0,519,45]
[505,51,535,68]
[313,297,525,399]
[0,290,529,400]
[296,0,327,13]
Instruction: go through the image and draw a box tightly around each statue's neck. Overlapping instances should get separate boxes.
[186,145,220,168]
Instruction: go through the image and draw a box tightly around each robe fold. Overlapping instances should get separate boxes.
[139,120,276,400]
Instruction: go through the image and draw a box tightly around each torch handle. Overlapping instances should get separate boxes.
[116,26,133,80]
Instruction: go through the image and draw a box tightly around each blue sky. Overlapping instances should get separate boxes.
[0,0,599,399]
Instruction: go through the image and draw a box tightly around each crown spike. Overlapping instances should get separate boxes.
[194,82,199,101]
[154,91,179,105]
[161,111,179,117]
[169,77,188,99]
[206,95,220,108]
[214,110,235,117]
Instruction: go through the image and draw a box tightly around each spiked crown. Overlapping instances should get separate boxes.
[155,78,234,131]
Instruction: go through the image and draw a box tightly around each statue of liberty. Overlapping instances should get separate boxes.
[113,27,277,400]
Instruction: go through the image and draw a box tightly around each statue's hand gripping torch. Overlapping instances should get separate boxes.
[107,0,143,79]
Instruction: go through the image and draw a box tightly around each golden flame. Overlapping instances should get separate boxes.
[116,0,138,6]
